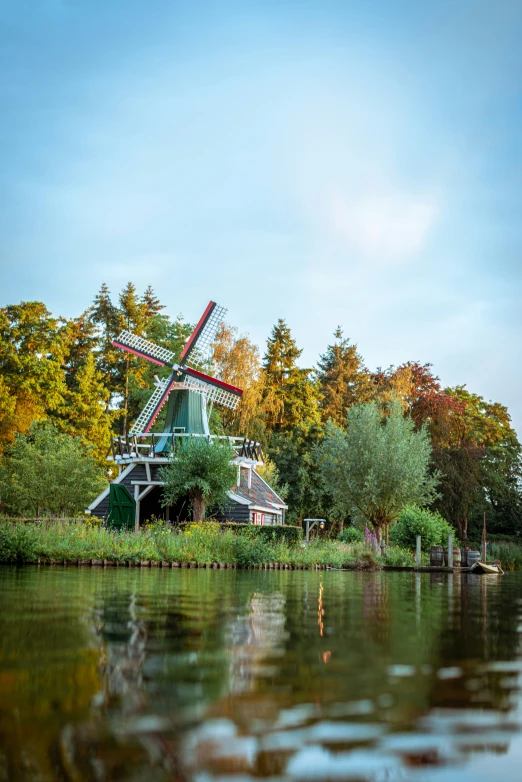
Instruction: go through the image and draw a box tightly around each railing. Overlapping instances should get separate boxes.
[107,432,263,463]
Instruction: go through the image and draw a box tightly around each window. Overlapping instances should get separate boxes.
[252,512,265,525]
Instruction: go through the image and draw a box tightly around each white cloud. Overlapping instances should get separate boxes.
[330,191,437,259]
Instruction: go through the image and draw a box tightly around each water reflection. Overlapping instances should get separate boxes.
[0,568,522,780]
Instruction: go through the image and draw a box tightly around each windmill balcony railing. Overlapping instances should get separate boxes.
[107,431,264,464]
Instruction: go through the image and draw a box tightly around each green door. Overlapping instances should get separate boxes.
[108,484,136,530]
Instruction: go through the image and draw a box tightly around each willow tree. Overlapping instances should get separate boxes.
[161,439,237,521]
[317,399,439,542]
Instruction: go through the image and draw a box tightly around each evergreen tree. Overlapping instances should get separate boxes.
[142,285,164,320]
[316,327,373,427]
[56,353,115,466]
[90,283,120,406]
[262,319,321,435]
[61,311,99,391]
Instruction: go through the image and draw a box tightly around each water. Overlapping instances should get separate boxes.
[1,567,522,781]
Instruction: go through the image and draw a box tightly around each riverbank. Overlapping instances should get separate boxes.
[2,520,520,571]
[0,519,419,570]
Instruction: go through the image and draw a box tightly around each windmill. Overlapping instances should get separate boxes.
[112,301,242,449]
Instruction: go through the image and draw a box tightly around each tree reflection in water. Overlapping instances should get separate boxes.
[1,567,522,781]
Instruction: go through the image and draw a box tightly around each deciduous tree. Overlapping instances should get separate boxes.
[161,438,237,521]
[0,422,107,516]
[317,399,439,541]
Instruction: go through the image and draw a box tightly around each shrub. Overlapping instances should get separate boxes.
[338,526,364,544]
[382,546,416,567]
[390,505,455,550]
[0,522,38,563]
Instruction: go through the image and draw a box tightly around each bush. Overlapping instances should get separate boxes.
[382,546,416,568]
[338,526,364,544]
[0,522,38,563]
[390,505,455,550]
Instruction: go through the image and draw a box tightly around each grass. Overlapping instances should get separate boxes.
[5,519,518,570]
[0,519,392,570]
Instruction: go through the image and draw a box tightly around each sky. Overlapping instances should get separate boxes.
[1,0,522,433]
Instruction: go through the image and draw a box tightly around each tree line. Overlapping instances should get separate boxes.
[1,283,520,538]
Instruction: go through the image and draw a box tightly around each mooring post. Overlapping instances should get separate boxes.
[447,534,453,569]
[415,535,421,568]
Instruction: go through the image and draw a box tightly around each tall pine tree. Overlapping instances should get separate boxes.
[316,327,373,427]
[262,319,321,435]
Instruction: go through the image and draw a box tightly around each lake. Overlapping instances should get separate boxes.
[1,567,522,781]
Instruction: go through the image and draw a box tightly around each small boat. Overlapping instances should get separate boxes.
[470,561,503,575]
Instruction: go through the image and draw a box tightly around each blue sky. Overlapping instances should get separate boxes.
[1,1,522,433]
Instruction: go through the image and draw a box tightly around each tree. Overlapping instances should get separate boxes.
[61,311,100,391]
[211,323,264,439]
[316,327,373,427]
[261,319,321,436]
[90,283,121,406]
[433,386,522,539]
[317,399,439,541]
[55,353,115,466]
[160,439,237,521]
[0,302,68,452]
[268,430,329,524]
[0,422,107,516]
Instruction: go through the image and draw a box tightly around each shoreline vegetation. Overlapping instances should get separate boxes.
[2,519,522,570]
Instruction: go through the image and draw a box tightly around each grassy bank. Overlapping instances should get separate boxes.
[0,520,419,570]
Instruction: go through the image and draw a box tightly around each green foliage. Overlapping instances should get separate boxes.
[0,422,107,517]
[261,319,321,436]
[338,526,364,544]
[487,542,522,572]
[0,302,69,452]
[161,439,237,521]
[382,546,417,568]
[223,523,302,545]
[0,522,38,563]
[316,327,373,427]
[317,399,440,538]
[0,519,379,569]
[172,521,302,546]
[390,505,455,550]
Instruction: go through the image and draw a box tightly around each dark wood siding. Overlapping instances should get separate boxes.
[213,501,250,524]
[91,492,110,520]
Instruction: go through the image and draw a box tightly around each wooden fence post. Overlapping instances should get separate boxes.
[415,536,421,568]
[447,534,453,569]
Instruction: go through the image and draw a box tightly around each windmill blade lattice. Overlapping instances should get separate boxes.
[113,331,176,367]
[112,300,243,436]
[182,371,241,410]
[179,301,227,370]
[129,373,178,436]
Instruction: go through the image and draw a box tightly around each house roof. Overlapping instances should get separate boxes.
[232,468,288,513]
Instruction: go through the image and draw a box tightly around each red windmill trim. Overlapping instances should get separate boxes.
[111,341,168,367]
[179,300,216,364]
[183,365,243,396]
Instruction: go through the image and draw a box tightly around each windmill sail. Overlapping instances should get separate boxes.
[130,373,178,435]
[113,300,243,437]
[180,301,227,368]
[182,370,241,409]
[113,331,176,367]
